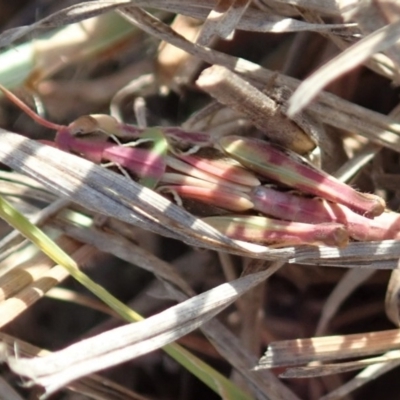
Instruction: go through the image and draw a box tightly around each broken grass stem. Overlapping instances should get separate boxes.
[196,65,315,153]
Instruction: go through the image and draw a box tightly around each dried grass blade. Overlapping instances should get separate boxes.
[288,19,400,116]
[201,319,302,400]
[157,2,353,33]
[385,258,400,326]
[349,0,400,70]
[0,190,254,400]
[0,332,149,400]
[0,0,132,48]
[7,268,277,395]
[62,215,295,399]
[320,352,400,400]
[55,217,297,400]
[51,215,195,295]
[117,6,400,153]
[0,198,69,263]
[4,134,400,265]
[315,269,376,335]
[0,131,287,257]
[169,260,300,400]
[292,240,400,265]
[197,0,252,44]
[0,236,78,301]
[256,330,400,369]
[196,65,315,153]
[0,243,91,329]
[150,0,341,18]
[277,0,341,15]
[281,351,400,378]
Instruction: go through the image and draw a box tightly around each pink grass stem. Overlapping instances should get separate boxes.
[177,154,260,187]
[251,186,400,241]
[220,136,385,217]
[161,185,254,212]
[203,216,349,247]
[55,128,165,180]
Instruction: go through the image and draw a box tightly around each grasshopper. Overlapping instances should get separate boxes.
[1,84,394,248]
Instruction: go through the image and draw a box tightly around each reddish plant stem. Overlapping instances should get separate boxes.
[55,129,165,180]
[203,216,349,247]
[250,186,399,241]
[220,136,386,217]
[161,185,254,212]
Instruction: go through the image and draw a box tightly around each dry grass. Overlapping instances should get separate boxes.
[1,1,400,399]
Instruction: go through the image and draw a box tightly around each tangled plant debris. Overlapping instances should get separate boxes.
[1,1,400,400]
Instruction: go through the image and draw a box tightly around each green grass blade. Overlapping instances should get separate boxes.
[0,195,253,400]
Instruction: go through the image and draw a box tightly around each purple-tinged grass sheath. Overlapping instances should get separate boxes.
[161,173,253,192]
[250,186,397,241]
[166,156,254,193]
[161,173,216,188]
[203,216,349,247]
[177,154,260,187]
[220,136,385,217]
[55,128,108,163]
[55,129,165,186]
[161,185,254,212]
[68,116,212,146]
[371,211,400,241]
[103,145,166,187]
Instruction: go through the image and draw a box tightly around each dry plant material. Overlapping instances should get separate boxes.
[156,15,203,89]
[315,268,376,335]
[0,84,394,249]
[116,6,400,151]
[0,131,294,259]
[50,220,296,400]
[319,352,400,400]
[0,332,149,400]
[3,2,400,399]
[257,329,400,369]
[281,351,400,378]
[385,258,400,326]
[5,265,282,395]
[196,0,252,45]
[196,65,316,153]
[0,1,134,48]
[0,240,98,329]
[288,1,400,115]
